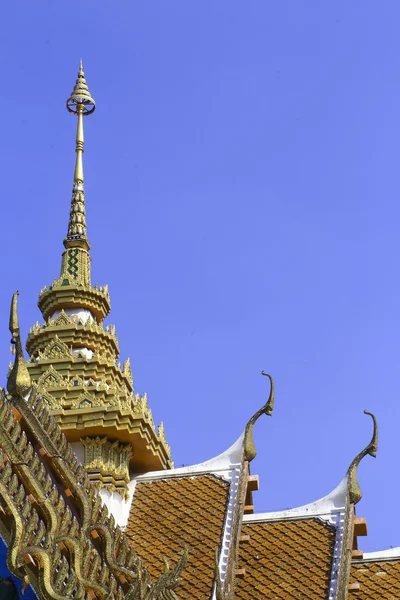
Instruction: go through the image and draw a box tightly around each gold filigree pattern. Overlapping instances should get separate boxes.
[81,437,133,498]
[0,383,187,599]
[22,62,174,485]
[40,336,71,360]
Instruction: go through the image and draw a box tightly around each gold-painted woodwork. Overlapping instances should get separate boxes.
[61,241,91,281]
[50,402,173,473]
[7,292,32,398]
[0,384,187,599]
[26,310,120,358]
[81,437,133,499]
[38,280,111,322]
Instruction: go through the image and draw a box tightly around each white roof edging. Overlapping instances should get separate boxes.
[244,474,348,526]
[362,547,400,561]
[102,433,244,528]
[133,432,244,482]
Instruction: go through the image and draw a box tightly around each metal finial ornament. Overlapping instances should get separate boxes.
[66,59,96,185]
[64,60,96,252]
[347,410,378,505]
[7,291,32,397]
[66,59,96,116]
[243,372,275,463]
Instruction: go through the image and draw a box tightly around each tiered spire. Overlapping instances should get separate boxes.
[59,60,96,290]
[27,62,173,497]
[65,59,95,247]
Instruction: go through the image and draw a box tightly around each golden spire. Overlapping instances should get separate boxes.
[64,60,95,253]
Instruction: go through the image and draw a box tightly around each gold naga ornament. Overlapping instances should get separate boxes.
[24,61,173,498]
[347,409,378,505]
[8,291,32,398]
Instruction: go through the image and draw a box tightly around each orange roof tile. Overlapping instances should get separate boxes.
[235,519,336,599]
[126,474,229,599]
[350,559,400,598]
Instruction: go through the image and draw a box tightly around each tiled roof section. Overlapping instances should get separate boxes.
[126,474,230,599]
[350,559,400,598]
[235,519,336,600]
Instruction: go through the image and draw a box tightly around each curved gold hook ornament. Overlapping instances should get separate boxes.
[243,372,275,463]
[347,410,378,505]
[7,291,31,397]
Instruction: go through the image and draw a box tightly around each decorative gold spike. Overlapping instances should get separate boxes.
[7,292,32,397]
[66,59,96,116]
[67,58,95,184]
[64,60,96,253]
[347,410,378,505]
[243,372,274,463]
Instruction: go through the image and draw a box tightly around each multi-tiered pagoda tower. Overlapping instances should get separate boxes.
[24,62,172,499]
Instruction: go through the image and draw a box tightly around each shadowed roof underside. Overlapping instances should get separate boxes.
[235,519,336,600]
[126,474,230,599]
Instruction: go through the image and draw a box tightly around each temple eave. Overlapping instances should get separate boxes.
[51,407,173,470]
[38,283,111,322]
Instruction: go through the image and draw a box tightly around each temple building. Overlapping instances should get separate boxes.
[0,63,398,599]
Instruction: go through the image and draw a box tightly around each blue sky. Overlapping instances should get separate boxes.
[0,1,399,551]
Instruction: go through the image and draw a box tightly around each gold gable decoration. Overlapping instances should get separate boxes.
[40,336,71,360]
[0,383,187,599]
[81,436,133,499]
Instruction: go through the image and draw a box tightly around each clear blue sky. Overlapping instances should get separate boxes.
[0,2,398,552]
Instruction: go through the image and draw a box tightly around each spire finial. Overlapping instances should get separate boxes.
[63,60,96,254]
[66,59,95,117]
[347,410,378,505]
[7,291,32,397]
[243,372,275,463]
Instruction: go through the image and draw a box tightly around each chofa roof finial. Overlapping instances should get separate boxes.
[347,410,378,505]
[7,291,31,397]
[243,371,275,463]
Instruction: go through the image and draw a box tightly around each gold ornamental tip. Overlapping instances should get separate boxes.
[66,59,96,115]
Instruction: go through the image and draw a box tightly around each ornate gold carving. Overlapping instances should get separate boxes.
[24,61,173,479]
[37,366,66,388]
[7,292,32,398]
[40,336,71,360]
[27,312,120,359]
[81,436,133,498]
[243,372,274,463]
[0,383,186,598]
[123,357,133,387]
[347,410,378,505]
[71,391,100,408]
[157,422,173,467]
[38,281,111,323]
[52,310,74,326]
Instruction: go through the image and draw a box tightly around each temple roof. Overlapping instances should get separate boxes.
[350,559,400,598]
[239,475,349,600]
[126,474,229,599]
[236,518,336,599]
